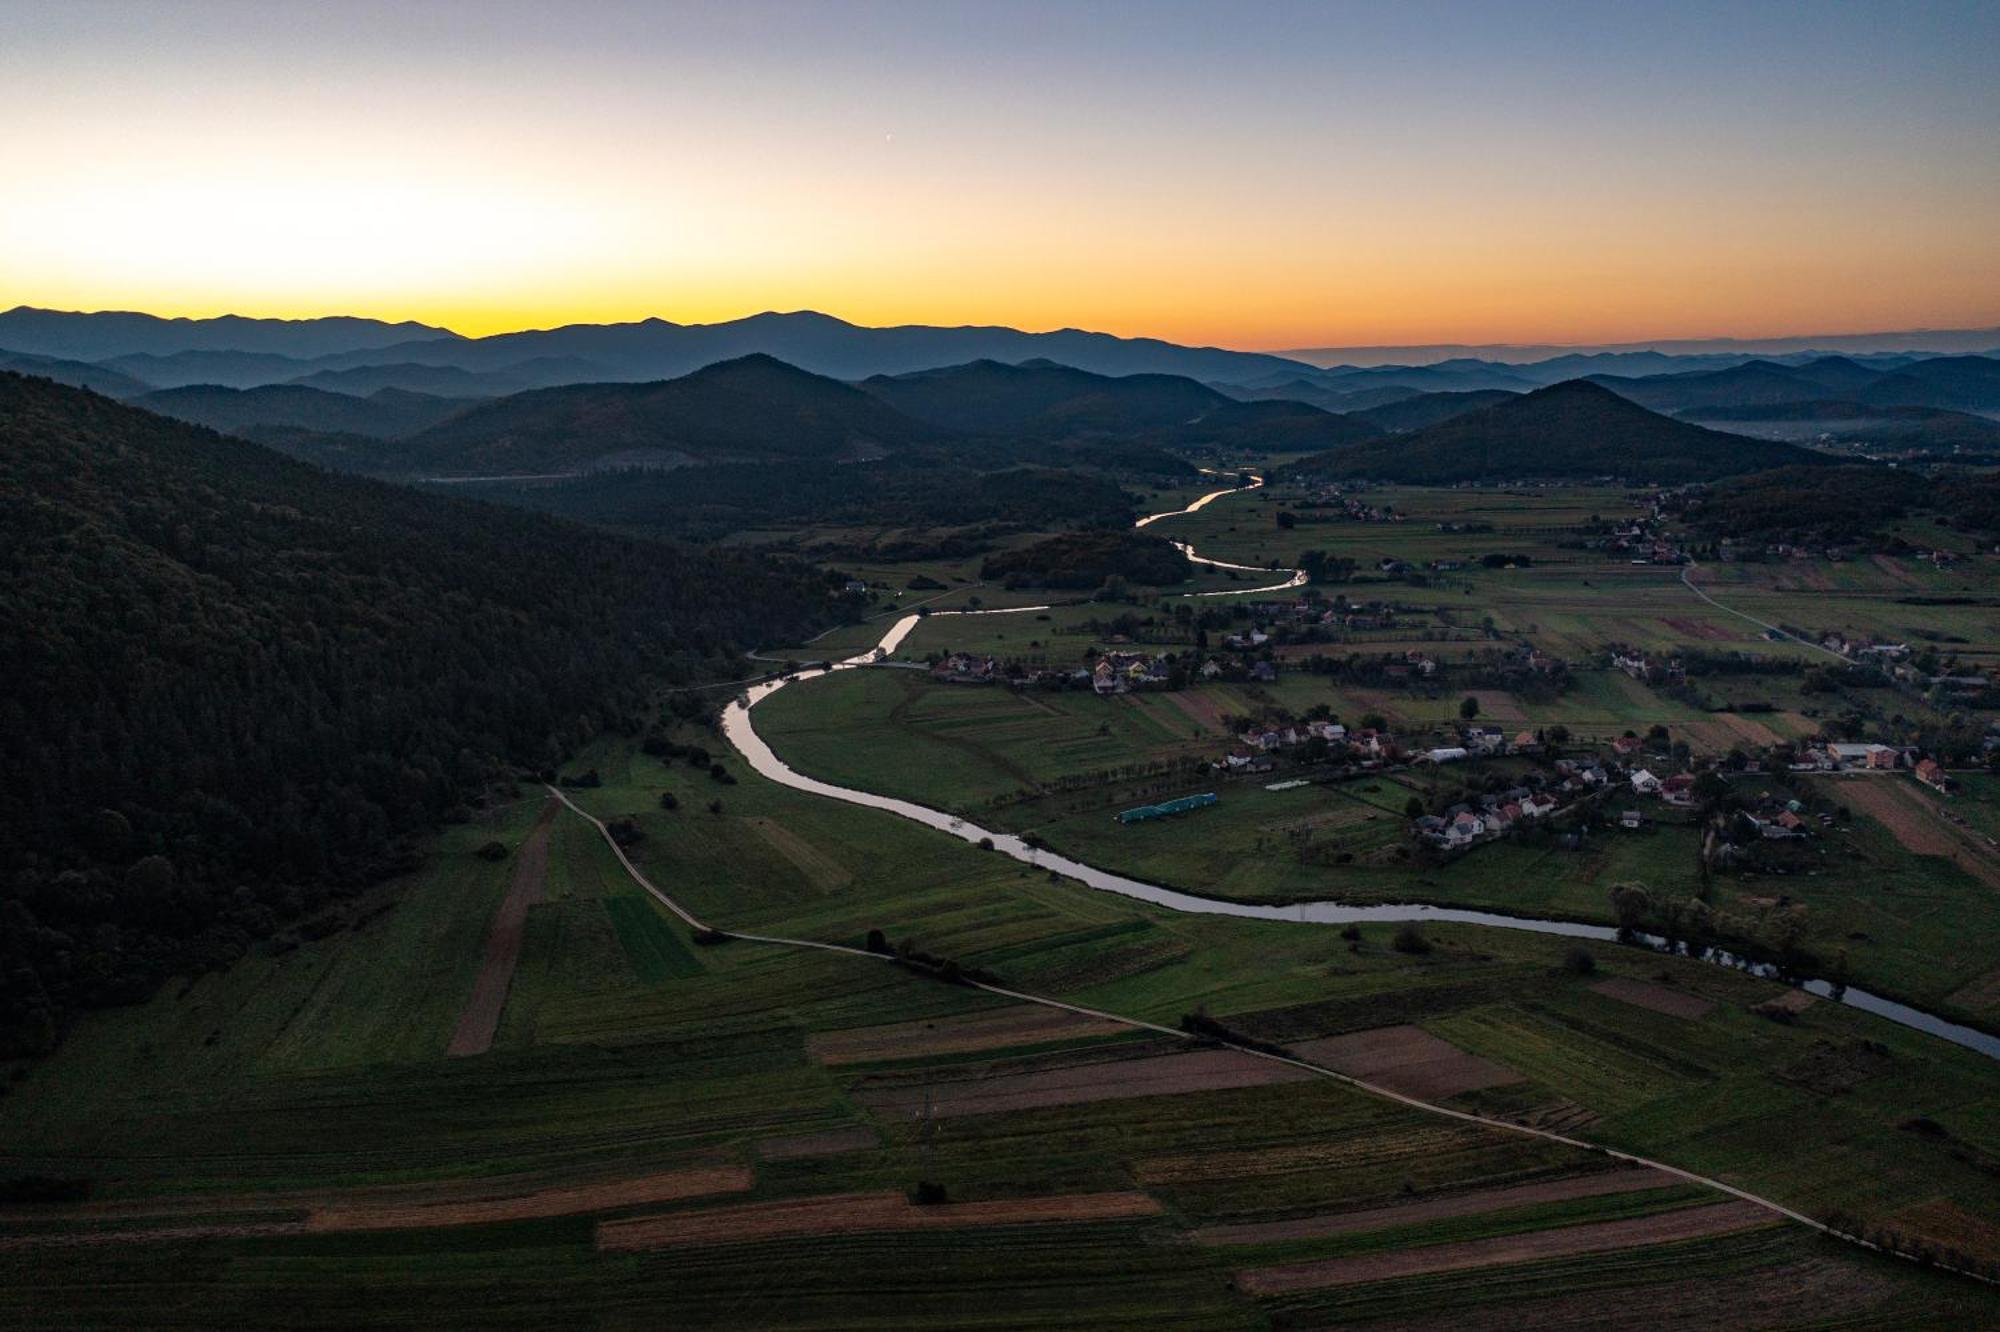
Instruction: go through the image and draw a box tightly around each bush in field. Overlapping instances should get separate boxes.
[474,840,508,862]
[659,791,679,811]
[1563,946,1597,976]
[1392,922,1431,954]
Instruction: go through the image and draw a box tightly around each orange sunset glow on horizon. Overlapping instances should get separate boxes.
[4,0,1997,352]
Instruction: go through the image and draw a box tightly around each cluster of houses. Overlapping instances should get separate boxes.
[1294,488,1399,523]
[1819,634,1909,663]
[1612,527,1687,565]
[1415,749,1693,851]
[1736,800,1821,841]
[1609,649,1686,685]
[1413,785,1564,850]
[1786,744,1947,790]
[928,650,1178,694]
[1234,598,1413,635]
[1422,725,1542,763]
[1220,720,1396,774]
[1789,741,1903,772]
[930,649,1288,695]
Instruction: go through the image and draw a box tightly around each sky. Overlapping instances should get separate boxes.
[3,0,1997,350]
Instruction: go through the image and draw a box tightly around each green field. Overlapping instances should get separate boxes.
[10,474,2000,1325]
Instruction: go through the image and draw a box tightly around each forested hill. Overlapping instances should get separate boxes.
[861,358,1382,452]
[405,353,942,473]
[1284,380,1828,484]
[0,373,830,1055]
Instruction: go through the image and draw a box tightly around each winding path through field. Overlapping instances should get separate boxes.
[1679,562,1845,661]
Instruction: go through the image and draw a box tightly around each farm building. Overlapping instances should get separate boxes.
[1117,792,1219,824]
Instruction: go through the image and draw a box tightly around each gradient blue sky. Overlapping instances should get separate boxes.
[3,0,1995,346]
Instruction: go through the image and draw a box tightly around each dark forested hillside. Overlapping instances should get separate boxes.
[406,353,943,473]
[1687,464,2000,545]
[980,530,1192,589]
[862,358,1377,452]
[1349,389,1518,433]
[862,359,1229,435]
[1687,465,1934,544]
[489,459,1139,543]
[1285,380,1827,483]
[131,383,472,439]
[0,373,830,1054]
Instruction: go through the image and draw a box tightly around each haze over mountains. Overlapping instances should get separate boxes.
[5,306,1998,482]
[6,306,1996,404]
[1281,325,2000,368]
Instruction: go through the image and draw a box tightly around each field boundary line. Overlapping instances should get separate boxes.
[1680,562,1845,661]
[545,784,1998,1290]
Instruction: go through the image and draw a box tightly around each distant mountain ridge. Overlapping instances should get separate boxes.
[131,383,470,440]
[6,306,1995,447]
[1280,325,2000,368]
[0,307,457,360]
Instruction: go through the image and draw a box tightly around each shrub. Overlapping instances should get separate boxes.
[1391,922,1432,954]
[1562,946,1597,976]
[659,791,679,811]
[474,840,509,862]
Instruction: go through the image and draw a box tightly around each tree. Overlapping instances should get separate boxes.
[1610,880,1655,931]
[1391,922,1432,955]
[1404,796,1425,818]
[1458,696,1480,721]
[1275,509,1297,529]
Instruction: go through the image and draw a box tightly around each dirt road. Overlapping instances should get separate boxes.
[446,798,557,1057]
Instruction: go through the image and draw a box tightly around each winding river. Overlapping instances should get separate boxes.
[721,479,2000,1063]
